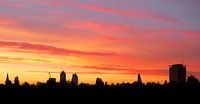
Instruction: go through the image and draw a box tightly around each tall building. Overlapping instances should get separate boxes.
[137,73,142,84]
[71,73,78,85]
[14,76,20,86]
[5,73,12,86]
[169,64,186,83]
[60,71,66,84]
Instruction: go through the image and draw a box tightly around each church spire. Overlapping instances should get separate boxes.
[5,73,11,86]
[137,73,142,84]
[6,73,9,81]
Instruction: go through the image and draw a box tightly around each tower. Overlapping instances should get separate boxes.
[60,71,66,84]
[14,76,20,86]
[137,73,142,84]
[169,64,186,83]
[71,73,78,85]
[5,73,12,86]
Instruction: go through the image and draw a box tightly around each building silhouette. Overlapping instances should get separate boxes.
[5,73,12,86]
[47,72,56,85]
[169,64,186,83]
[71,73,78,85]
[14,76,20,86]
[47,78,56,85]
[137,73,142,84]
[60,71,66,84]
[96,77,104,86]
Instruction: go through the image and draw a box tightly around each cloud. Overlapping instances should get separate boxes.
[101,35,135,43]
[32,0,74,8]
[125,69,168,76]
[179,30,200,36]
[0,40,120,57]
[75,65,131,71]
[0,56,50,63]
[26,67,200,78]
[163,0,200,4]
[64,20,132,32]
[74,65,200,77]
[72,65,168,76]
[132,28,200,38]
[27,70,106,74]
[0,20,17,25]
[79,3,179,23]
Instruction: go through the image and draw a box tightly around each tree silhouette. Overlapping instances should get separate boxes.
[96,77,104,87]
[187,75,199,87]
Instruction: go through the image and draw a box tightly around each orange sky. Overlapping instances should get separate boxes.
[0,0,200,84]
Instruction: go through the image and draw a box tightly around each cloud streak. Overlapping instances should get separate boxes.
[72,65,168,76]
[72,65,200,77]
[26,67,200,78]
[0,40,120,57]
[74,65,132,71]
[0,56,50,63]
[79,3,179,23]
[0,20,17,25]
[64,20,132,32]
[26,70,106,75]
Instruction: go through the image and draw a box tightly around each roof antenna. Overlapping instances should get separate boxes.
[61,65,63,72]
[182,57,184,65]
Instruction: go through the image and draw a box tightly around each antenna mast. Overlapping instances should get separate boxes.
[182,57,184,64]
[49,72,51,78]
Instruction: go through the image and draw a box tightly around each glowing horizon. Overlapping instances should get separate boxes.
[0,0,200,84]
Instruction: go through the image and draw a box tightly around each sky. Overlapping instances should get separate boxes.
[0,0,200,84]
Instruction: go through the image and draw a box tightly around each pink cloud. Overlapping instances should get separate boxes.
[79,3,180,23]
[0,56,50,63]
[0,19,17,25]
[26,65,200,78]
[65,21,102,30]
[0,1,26,9]
[72,65,200,78]
[0,40,120,57]
[68,71,106,74]
[179,30,200,36]
[64,20,132,32]
[125,69,168,76]
[75,65,132,71]
[79,3,147,18]
[131,28,200,38]
[32,0,74,8]
[101,35,135,43]
[72,65,167,76]
[26,70,107,74]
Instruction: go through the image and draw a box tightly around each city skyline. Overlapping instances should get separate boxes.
[0,65,194,85]
[0,69,199,100]
[0,63,194,85]
[0,0,200,84]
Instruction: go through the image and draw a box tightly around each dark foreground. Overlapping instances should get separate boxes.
[0,82,200,103]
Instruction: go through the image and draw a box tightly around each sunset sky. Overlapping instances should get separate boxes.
[0,0,200,84]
